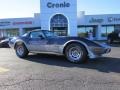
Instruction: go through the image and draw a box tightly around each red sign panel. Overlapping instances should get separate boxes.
[13,21,33,25]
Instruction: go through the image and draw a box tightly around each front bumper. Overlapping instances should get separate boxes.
[88,43,111,59]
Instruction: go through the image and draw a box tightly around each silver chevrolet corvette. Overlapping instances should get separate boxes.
[9,30,111,63]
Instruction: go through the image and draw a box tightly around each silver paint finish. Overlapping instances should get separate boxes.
[10,39,111,59]
[9,30,111,60]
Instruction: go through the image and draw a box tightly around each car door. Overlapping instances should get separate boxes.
[46,38,60,53]
[28,31,48,52]
[42,30,60,53]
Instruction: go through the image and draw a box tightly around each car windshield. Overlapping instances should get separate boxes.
[23,33,28,37]
[43,31,58,37]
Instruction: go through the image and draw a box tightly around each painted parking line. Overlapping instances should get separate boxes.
[0,67,9,73]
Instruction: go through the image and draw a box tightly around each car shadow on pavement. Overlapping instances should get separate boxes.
[23,54,120,73]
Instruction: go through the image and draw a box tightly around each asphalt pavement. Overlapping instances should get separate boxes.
[0,45,120,90]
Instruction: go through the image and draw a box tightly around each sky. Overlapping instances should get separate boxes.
[0,0,120,19]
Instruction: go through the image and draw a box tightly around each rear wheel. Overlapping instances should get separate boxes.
[15,43,29,58]
[65,43,88,63]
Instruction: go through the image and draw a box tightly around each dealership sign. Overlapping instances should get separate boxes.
[47,2,70,8]
[108,17,120,22]
[89,17,120,24]
[89,18,104,23]
[13,21,33,25]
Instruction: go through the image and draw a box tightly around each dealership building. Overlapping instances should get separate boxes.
[0,0,120,40]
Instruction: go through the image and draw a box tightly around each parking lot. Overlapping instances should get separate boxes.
[0,45,120,90]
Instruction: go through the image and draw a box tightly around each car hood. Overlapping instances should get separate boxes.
[50,36,104,47]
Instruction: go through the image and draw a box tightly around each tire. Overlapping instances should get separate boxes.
[65,43,88,63]
[15,43,29,58]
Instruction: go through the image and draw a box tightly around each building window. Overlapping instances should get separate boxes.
[114,25,120,31]
[78,26,95,38]
[107,26,114,35]
[101,26,107,37]
[78,27,86,37]
[24,27,41,34]
[50,14,68,36]
[101,26,114,37]
[0,29,19,38]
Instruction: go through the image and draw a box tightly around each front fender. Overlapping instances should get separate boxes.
[62,40,89,54]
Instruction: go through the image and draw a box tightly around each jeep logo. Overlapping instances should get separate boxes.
[89,18,104,23]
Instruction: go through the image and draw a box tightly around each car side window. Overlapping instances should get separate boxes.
[30,31,44,39]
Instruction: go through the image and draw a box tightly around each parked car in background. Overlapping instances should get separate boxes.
[0,37,16,48]
[0,38,10,48]
[107,30,120,44]
[0,37,8,41]
[9,30,111,63]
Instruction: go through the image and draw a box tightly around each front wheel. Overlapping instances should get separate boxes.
[65,43,88,63]
[15,43,29,58]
